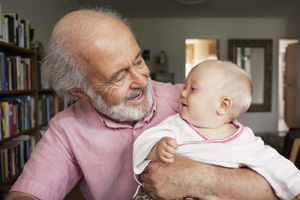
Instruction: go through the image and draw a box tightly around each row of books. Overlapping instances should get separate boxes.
[0,53,32,91]
[38,95,77,125]
[37,60,49,89]
[0,135,35,182]
[38,95,61,125]
[0,96,35,140]
[0,4,31,49]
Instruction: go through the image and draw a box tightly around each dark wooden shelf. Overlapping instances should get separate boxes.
[0,89,37,95]
[38,89,54,93]
[0,128,38,145]
[0,41,36,55]
[0,170,22,189]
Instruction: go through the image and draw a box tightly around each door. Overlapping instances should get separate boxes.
[284,42,298,128]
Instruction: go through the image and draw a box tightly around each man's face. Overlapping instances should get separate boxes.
[80,20,153,122]
[87,77,153,122]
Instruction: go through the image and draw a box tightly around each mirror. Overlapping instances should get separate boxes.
[228,39,272,112]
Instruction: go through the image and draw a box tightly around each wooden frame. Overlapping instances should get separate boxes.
[289,138,300,164]
[228,39,272,112]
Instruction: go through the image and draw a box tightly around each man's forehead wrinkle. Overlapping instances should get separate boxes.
[53,10,114,51]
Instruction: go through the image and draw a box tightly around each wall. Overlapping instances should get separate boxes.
[1,1,298,133]
[1,0,77,48]
[128,17,298,133]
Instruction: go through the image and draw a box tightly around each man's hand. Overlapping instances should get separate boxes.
[6,192,39,200]
[141,154,198,200]
[156,137,178,163]
[141,154,279,200]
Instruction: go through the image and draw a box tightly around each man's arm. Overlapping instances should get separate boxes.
[6,192,39,200]
[141,154,279,200]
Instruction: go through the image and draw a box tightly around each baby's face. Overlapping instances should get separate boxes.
[179,66,223,128]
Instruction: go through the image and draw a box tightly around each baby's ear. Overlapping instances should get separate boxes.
[69,88,90,100]
[217,97,232,115]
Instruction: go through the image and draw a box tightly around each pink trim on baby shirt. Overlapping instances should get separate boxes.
[179,116,244,146]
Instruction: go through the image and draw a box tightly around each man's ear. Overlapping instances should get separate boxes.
[217,97,232,115]
[69,89,90,100]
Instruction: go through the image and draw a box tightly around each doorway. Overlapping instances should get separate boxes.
[185,39,218,77]
[278,39,298,134]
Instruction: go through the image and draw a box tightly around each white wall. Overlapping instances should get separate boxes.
[1,0,298,134]
[128,17,298,134]
[1,0,77,47]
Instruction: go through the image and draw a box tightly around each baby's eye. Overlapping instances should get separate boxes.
[191,87,196,91]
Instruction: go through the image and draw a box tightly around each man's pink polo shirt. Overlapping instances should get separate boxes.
[11,81,183,200]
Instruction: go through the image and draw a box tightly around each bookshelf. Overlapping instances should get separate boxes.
[0,41,40,190]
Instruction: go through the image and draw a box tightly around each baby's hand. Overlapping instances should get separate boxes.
[156,137,178,163]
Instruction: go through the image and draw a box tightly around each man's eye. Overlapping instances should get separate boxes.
[135,59,144,69]
[116,72,126,82]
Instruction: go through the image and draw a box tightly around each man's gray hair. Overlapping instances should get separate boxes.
[42,7,135,100]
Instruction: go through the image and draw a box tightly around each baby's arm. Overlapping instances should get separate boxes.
[296,193,300,200]
[147,137,178,163]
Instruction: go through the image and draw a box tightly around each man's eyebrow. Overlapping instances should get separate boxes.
[106,49,143,84]
[106,67,127,84]
[136,49,144,60]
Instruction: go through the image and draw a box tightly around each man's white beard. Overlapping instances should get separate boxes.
[87,78,153,122]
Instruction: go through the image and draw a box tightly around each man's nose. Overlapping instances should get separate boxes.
[129,68,149,89]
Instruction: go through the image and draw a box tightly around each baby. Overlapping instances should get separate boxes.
[133,60,300,200]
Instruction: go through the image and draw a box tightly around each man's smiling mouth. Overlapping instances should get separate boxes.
[132,92,142,100]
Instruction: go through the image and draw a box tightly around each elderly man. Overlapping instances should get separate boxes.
[7,8,278,200]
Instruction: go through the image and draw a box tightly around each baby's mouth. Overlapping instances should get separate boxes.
[181,102,188,107]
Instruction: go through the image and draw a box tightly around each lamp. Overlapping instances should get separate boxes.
[175,0,208,4]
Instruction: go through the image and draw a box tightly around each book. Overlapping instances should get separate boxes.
[4,13,19,46]
[25,20,30,49]
[0,52,6,91]
[15,56,21,90]
[0,144,19,176]
[1,100,13,137]
[1,96,33,133]
[0,151,3,182]
[6,57,12,90]
[0,3,3,41]
[0,104,2,140]
[3,15,14,44]
[3,142,21,173]
[20,19,30,49]
[0,148,8,179]
[21,58,31,90]
[30,97,35,128]
[0,101,9,138]
[7,56,22,90]
[0,52,3,90]
[8,139,23,168]
[1,98,19,135]
[18,20,24,48]
[7,56,17,90]
[3,15,8,43]
[39,125,48,137]
[12,135,31,161]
